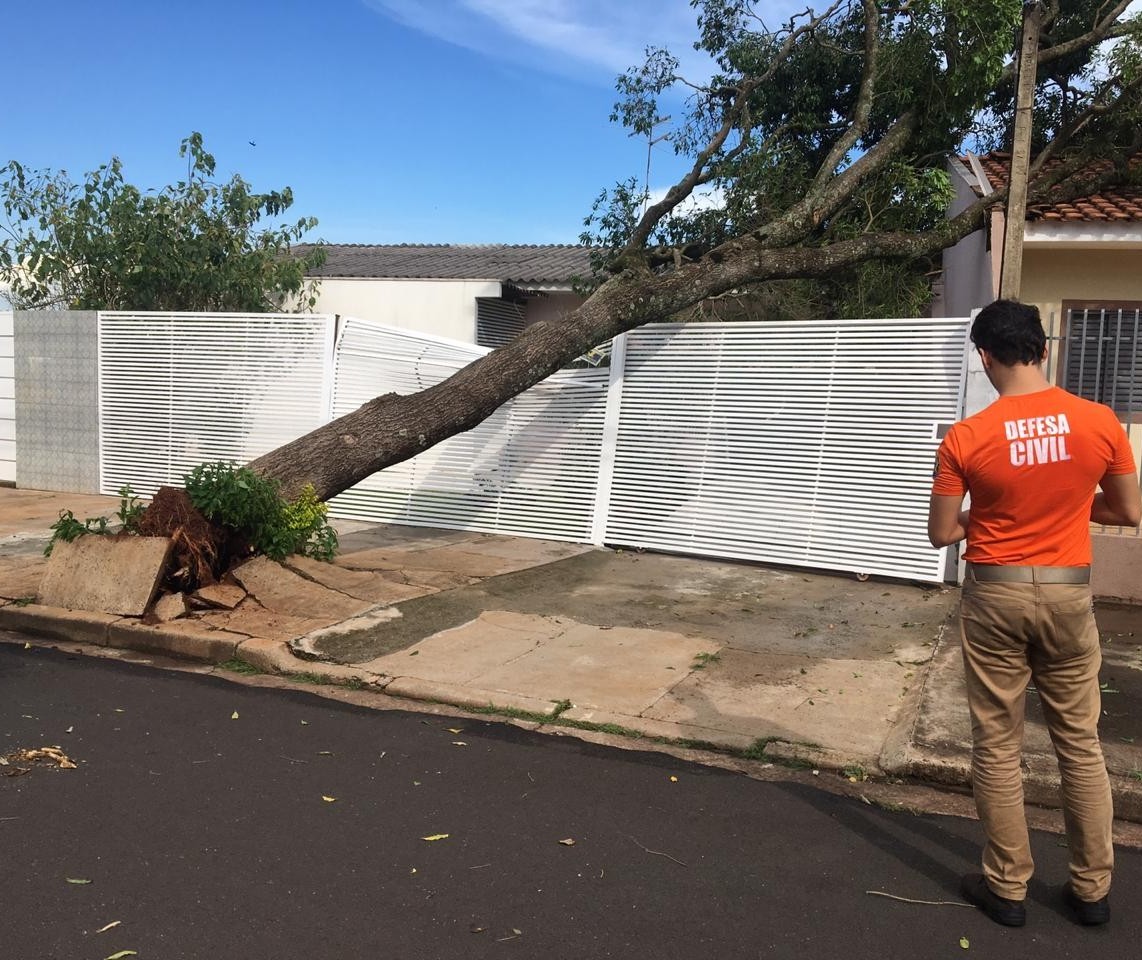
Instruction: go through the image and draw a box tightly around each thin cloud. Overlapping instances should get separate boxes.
[364,0,744,83]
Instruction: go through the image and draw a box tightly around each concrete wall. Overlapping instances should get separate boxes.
[312,278,503,343]
[1093,533,1142,603]
[0,312,13,483]
[14,310,100,493]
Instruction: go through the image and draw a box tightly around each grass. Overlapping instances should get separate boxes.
[217,658,261,675]
[692,651,721,669]
[1129,770,1142,784]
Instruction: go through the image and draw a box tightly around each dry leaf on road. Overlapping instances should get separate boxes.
[421,833,450,842]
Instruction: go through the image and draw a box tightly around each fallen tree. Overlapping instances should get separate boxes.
[252,0,1141,502]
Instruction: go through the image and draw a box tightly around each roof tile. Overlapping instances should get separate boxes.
[958,151,1142,223]
[296,243,593,285]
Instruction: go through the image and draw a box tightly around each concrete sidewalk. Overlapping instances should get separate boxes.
[3,486,1142,820]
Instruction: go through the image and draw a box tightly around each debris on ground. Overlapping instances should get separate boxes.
[1,745,79,776]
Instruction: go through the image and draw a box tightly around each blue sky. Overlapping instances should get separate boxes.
[3,0,801,246]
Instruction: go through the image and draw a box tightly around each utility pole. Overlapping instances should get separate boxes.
[998,1,1045,300]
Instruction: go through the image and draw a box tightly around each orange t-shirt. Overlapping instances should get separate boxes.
[932,386,1136,565]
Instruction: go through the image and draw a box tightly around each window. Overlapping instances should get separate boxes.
[476,297,527,349]
[1061,302,1142,417]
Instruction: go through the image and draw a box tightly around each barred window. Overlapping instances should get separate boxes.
[1061,303,1142,416]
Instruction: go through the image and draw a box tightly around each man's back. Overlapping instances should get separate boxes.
[934,385,1135,565]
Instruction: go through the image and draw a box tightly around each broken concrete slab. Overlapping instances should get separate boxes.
[195,599,332,643]
[151,592,187,622]
[37,536,172,616]
[230,556,375,621]
[280,554,431,605]
[192,583,247,610]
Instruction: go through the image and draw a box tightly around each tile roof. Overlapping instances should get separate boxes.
[958,151,1142,223]
[297,244,593,285]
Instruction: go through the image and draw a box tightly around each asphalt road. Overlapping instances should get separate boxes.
[2,643,1140,960]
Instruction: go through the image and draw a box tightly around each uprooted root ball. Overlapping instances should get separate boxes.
[135,486,238,590]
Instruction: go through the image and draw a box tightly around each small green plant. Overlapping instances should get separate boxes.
[44,509,111,556]
[692,651,721,669]
[12,596,35,607]
[1129,770,1142,783]
[183,461,337,561]
[116,484,145,532]
[843,765,868,782]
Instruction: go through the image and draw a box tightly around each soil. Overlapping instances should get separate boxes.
[135,486,244,591]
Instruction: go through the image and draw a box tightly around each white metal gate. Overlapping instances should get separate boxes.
[329,317,611,541]
[603,319,968,581]
[98,312,335,495]
[91,312,968,582]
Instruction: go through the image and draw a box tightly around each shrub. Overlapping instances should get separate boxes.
[182,461,337,561]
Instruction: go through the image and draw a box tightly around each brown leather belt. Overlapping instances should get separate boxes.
[968,563,1090,585]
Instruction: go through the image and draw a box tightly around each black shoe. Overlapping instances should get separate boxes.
[1063,883,1110,926]
[960,873,1026,927]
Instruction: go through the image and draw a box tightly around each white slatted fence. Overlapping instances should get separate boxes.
[329,318,610,541]
[603,319,968,581]
[98,312,335,495]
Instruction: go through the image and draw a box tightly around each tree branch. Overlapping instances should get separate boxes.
[621,0,847,254]
[811,0,882,192]
[1008,0,1134,80]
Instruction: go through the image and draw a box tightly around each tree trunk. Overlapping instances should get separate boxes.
[250,228,973,502]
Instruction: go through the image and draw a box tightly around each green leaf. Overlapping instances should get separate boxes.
[959,937,970,949]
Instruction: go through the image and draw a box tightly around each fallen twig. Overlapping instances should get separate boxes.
[280,756,308,764]
[629,834,687,867]
[866,890,974,907]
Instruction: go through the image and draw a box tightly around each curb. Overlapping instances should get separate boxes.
[884,741,1142,824]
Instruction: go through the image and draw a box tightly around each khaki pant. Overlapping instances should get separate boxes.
[959,572,1113,901]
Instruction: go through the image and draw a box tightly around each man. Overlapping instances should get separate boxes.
[928,299,1141,928]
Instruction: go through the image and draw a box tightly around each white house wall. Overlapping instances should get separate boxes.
[937,168,994,317]
[312,278,501,343]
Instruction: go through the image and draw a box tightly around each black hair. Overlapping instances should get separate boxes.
[970,299,1046,366]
